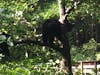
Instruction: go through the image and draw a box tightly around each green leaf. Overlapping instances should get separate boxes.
[0,35,6,44]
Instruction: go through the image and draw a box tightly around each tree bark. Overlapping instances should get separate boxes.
[58,0,72,74]
[57,0,81,74]
[58,0,66,24]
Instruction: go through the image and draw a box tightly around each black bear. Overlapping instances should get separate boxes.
[42,18,73,44]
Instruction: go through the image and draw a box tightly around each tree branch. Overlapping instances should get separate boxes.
[14,39,64,55]
[65,1,81,17]
[14,39,42,46]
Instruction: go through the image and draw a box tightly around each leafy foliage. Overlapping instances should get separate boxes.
[71,39,98,61]
[0,58,65,75]
[0,0,100,74]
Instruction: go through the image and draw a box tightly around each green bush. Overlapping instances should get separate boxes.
[0,58,64,75]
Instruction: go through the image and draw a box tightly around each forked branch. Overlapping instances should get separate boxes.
[65,1,81,15]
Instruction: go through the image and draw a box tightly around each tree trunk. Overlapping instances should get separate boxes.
[58,0,72,74]
[61,36,72,75]
[58,0,66,24]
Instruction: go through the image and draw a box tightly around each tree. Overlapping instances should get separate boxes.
[13,0,81,74]
[57,0,81,74]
